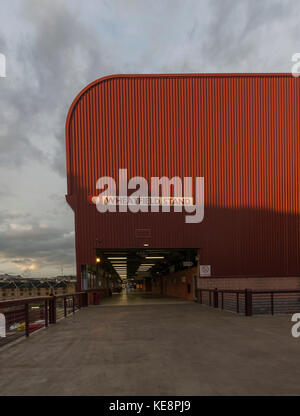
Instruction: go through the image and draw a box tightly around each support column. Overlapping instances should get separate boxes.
[81,264,87,291]
[145,278,152,292]
[76,262,82,292]
[160,276,164,295]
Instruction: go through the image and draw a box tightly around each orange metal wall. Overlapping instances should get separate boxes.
[65,74,300,281]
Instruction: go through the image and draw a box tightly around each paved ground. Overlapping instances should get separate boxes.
[100,290,191,306]
[0,292,300,395]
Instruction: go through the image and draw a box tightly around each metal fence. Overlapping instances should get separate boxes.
[0,291,90,348]
[197,288,300,316]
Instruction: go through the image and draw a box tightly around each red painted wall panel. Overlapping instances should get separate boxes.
[65,74,300,280]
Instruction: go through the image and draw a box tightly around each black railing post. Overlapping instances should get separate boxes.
[49,295,56,324]
[72,295,75,313]
[45,299,48,327]
[64,297,67,317]
[245,288,252,316]
[24,303,29,337]
[85,291,89,307]
[213,288,218,308]
[271,293,274,315]
[221,291,224,309]
[53,296,57,323]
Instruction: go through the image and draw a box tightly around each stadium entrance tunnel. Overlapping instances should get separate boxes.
[83,249,199,304]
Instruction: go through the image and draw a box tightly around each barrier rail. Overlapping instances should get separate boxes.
[0,291,89,347]
[85,288,111,305]
[196,288,300,316]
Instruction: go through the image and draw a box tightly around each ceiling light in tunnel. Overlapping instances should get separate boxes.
[110,259,127,262]
[145,256,164,259]
[107,257,127,260]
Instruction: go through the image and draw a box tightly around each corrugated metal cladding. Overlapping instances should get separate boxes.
[65,74,300,278]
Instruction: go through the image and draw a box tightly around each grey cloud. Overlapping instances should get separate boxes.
[0,0,107,173]
[0,208,75,273]
[198,0,300,72]
[0,221,75,267]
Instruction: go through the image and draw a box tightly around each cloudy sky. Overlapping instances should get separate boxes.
[0,0,299,277]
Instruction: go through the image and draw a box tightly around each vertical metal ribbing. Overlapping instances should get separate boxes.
[66,74,300,277]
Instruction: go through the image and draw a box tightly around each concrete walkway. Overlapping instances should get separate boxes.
[0,295,299,395]
[99,291,191,306]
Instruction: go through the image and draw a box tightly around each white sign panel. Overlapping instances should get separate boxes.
[200,265,211,277]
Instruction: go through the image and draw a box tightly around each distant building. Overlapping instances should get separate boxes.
[0,277,76,300]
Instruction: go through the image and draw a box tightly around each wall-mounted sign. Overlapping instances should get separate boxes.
[200,265,211,277]
[89,195,194,206]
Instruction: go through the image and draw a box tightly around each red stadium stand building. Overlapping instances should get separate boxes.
[65,74,300,298]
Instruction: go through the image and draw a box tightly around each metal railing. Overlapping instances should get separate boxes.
[196,288,300,316]
[48,292,89,324]
[0,291,90,347]
[251,290,300,315]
